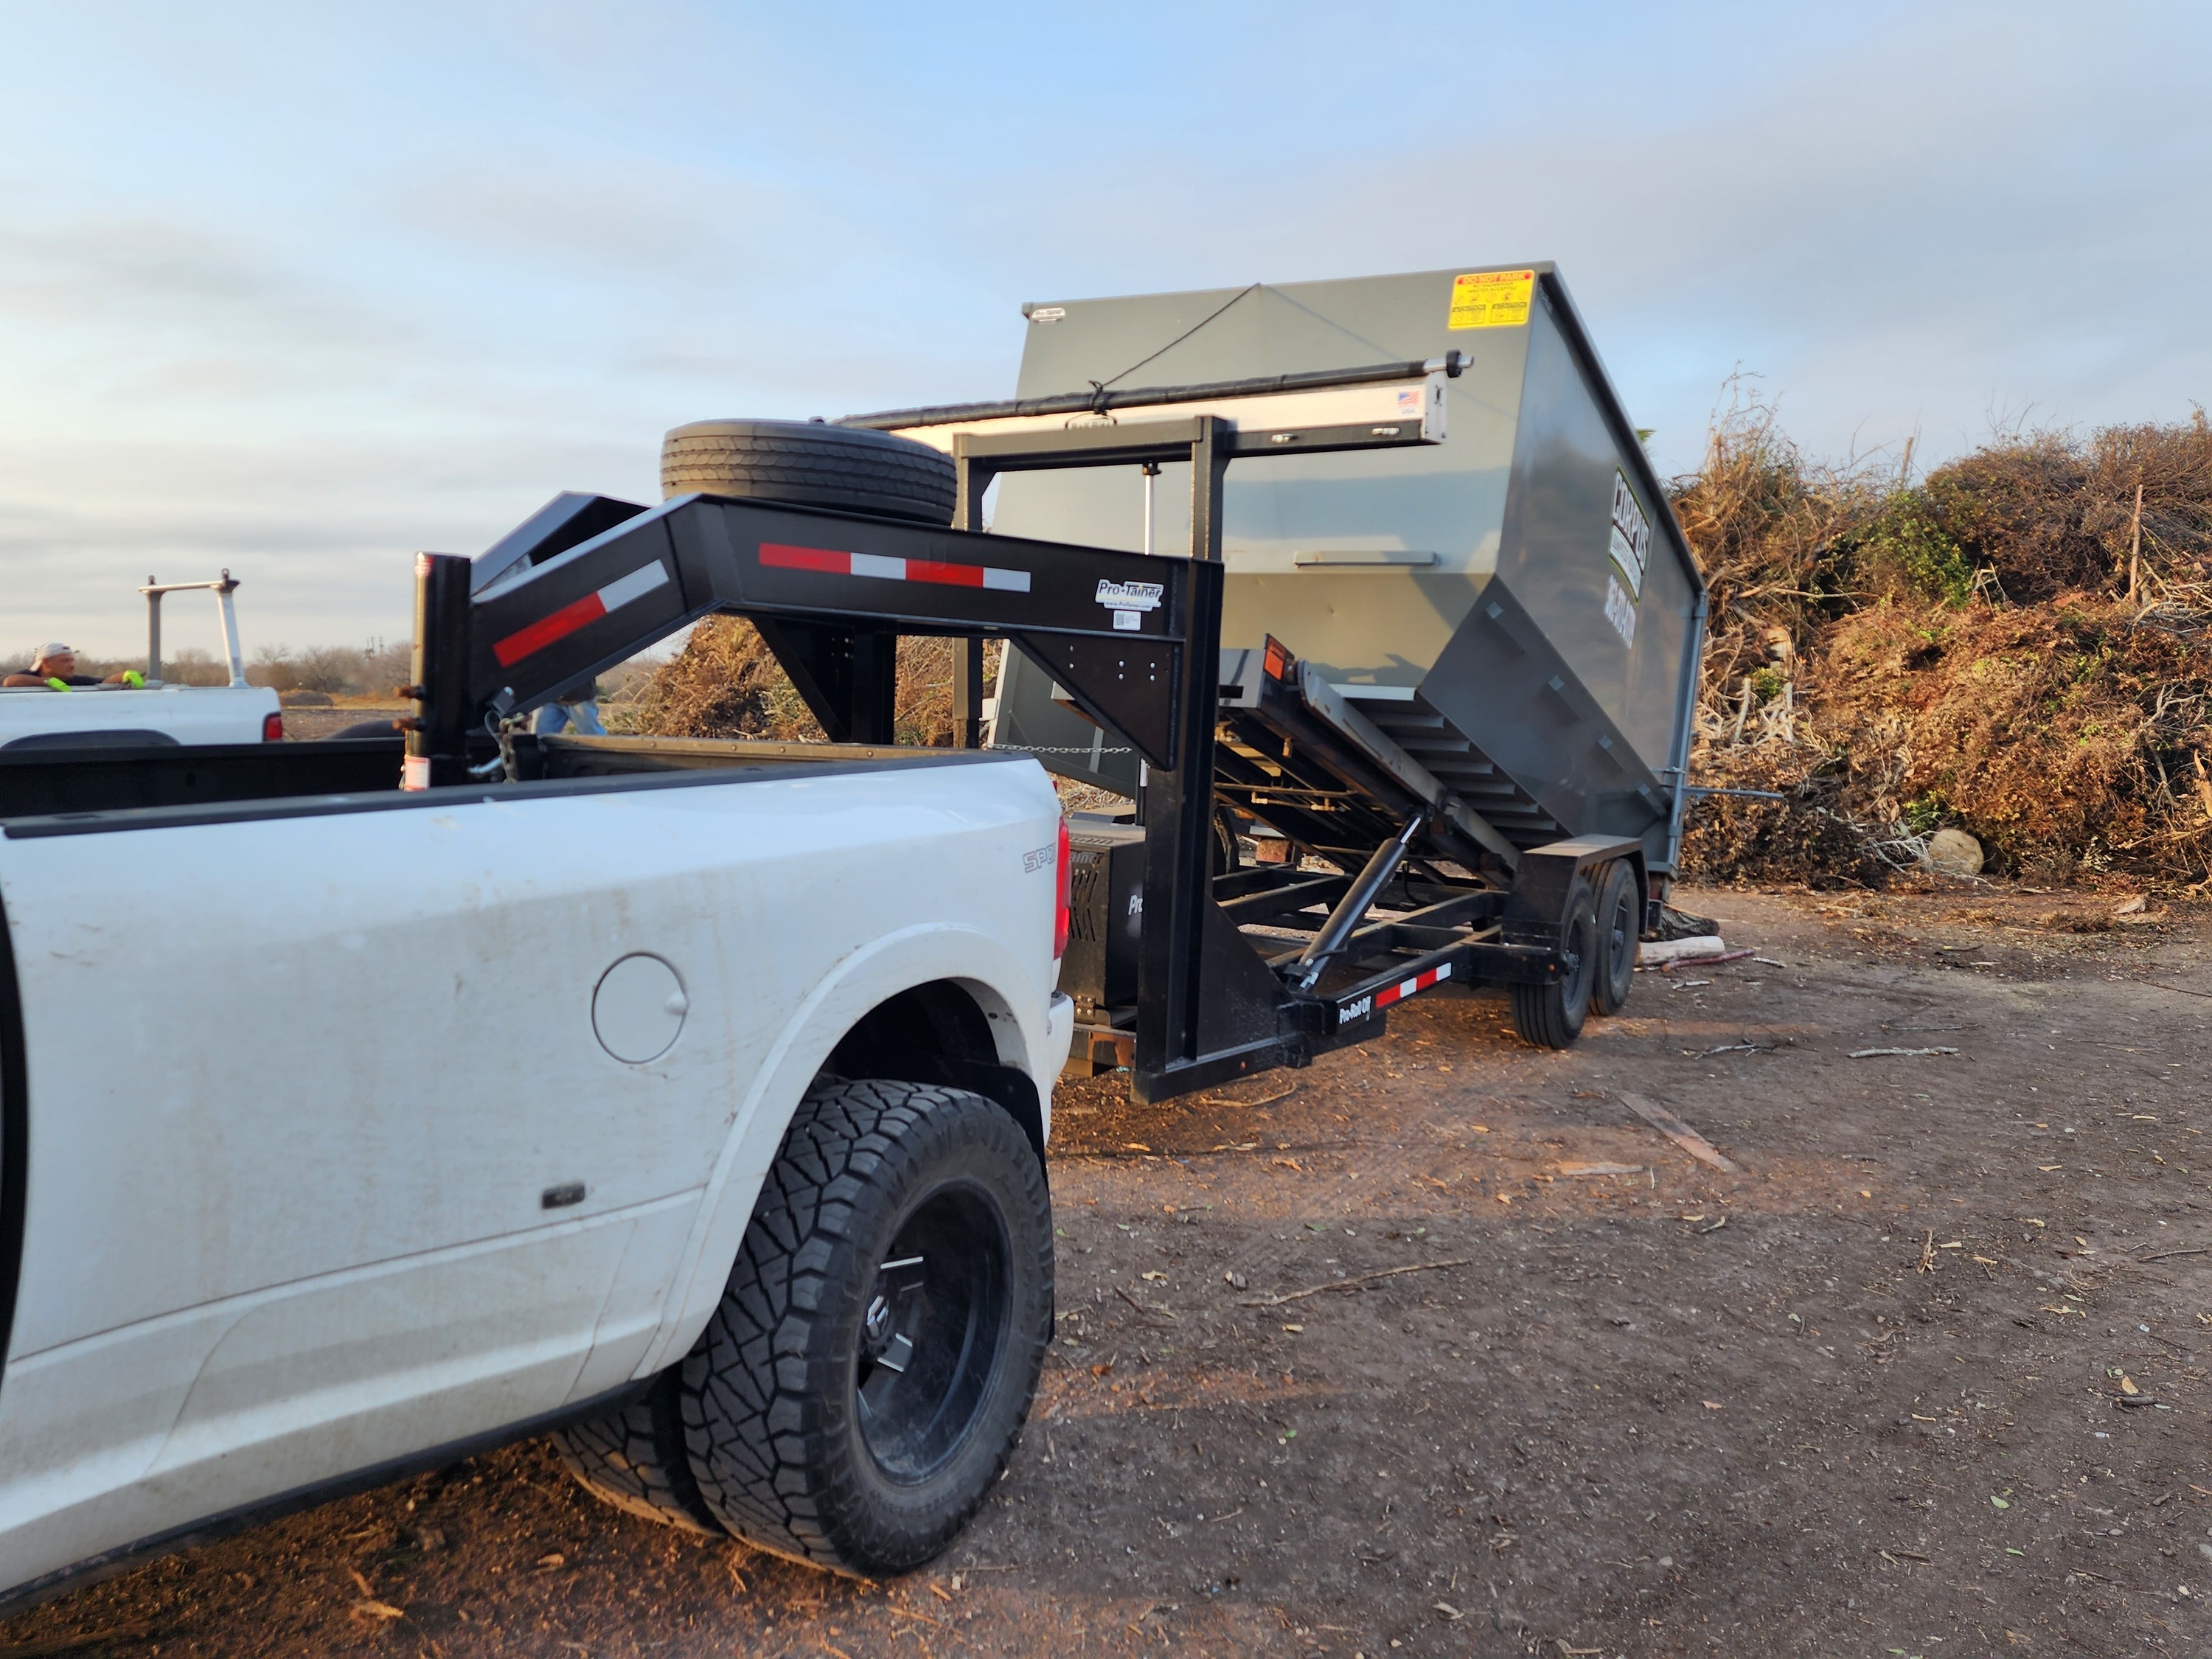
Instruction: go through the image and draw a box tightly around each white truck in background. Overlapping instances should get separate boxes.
[0,737,1075,1601]
[0,573,282,751]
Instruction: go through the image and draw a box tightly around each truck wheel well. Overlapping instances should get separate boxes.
[824,982,1047,1167]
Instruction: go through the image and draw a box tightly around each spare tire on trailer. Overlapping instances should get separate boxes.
[661,420,956,525]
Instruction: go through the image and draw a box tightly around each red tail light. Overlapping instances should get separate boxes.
[1052,816,1071,959]
[261,711,285,742]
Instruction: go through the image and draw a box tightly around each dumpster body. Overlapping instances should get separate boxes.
[986,265,1705,885]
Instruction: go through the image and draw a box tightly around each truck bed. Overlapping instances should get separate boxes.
[0,734,1004,827]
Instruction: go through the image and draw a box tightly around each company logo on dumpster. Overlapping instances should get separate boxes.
[1604,470,1652,651]
[1608,470,1651,601]
[1604,575,1638,650]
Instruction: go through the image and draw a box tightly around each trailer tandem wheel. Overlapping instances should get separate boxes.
[1509,873,1598,1048]
[1590,860,1640,1018]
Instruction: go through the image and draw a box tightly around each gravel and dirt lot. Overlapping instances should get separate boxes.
[6,885,2210,1658]
[276,702,407,740]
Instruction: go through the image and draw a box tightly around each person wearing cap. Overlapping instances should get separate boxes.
[3,644,137,689]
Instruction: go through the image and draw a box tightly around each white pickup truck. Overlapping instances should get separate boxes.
[0,574,281,752]
[0,738,1074,1600]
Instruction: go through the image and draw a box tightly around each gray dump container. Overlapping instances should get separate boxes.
[990,264,1706,877]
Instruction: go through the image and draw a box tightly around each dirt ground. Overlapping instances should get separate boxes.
[276,702,407,740]
[5,885,2211,1659]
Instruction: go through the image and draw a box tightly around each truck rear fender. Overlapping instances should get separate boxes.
[826,979,1047,1166]
[630,924,1051,1382]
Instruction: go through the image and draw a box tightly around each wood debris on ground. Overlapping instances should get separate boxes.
[1618,1093,1743,1172]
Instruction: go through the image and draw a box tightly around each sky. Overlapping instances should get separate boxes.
[3,1,2208,656]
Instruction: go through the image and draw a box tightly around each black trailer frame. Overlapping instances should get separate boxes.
[408,384,1643,1102]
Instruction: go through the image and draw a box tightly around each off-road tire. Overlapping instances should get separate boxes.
[1509,873,1598,1048]
[680,1078,1053,1576]
[1590,860,1640,1018]
[552,1368,724,1536]
[661,420,956,525]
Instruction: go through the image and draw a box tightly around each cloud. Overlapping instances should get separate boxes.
[1,1,2207,647]
[0,216,425,380]
[955,6,2212,470]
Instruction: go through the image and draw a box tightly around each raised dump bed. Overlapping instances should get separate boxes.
[979,264,1705,890]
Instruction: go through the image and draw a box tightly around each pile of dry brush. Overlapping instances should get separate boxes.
[623,621,998,750]
[1677,386,2212,888]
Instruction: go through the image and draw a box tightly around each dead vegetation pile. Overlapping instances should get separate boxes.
[1678,389,2212,888]
[624,618,996,748]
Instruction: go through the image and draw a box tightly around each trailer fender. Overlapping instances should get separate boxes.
[1499,835,1644,947]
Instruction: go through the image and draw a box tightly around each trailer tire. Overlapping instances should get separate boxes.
[679,1077,1052,1576]
[1509,874,1596,1048]
[1590,860,1640,1018]
[661,420,957,526]
[552,1368,726,1537]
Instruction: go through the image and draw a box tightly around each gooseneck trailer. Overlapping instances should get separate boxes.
[388,262,1706,1105]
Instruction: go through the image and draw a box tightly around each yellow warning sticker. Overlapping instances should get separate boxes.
[1447,269,1534,330]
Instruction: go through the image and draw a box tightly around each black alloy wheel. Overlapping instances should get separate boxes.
[855,1186,1012,1483]
[681,1078,1052,1576]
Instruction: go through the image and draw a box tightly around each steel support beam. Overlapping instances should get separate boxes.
[406,553,473,789]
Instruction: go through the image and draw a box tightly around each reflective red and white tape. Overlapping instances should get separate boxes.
[493,562,670,667]
[759,542,1032,593]
[1372,961,1453,1009]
